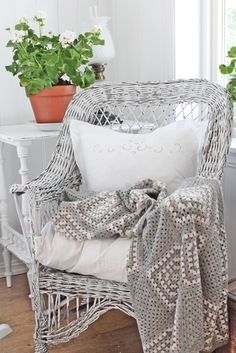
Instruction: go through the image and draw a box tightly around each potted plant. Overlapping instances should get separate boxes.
[5,11,104,124]
[219,45,236,135]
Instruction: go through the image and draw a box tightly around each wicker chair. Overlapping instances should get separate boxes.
[11,79,233,353]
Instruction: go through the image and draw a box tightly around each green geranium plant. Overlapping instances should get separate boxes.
[5,11,104,95]
[219,46,236,102]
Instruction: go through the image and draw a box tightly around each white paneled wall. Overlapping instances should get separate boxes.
[110,0,174,82]
[0,0,175,278]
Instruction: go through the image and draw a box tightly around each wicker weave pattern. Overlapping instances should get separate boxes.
[10,79,233,353]
[35,342,48,353]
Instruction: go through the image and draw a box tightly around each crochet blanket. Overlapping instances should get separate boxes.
[53,177,228,353]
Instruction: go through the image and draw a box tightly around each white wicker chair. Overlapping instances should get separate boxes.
[11,79,233,353]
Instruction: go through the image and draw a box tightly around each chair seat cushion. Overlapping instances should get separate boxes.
[35,222,131,283]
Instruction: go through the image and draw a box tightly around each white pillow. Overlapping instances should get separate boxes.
[70,119,204,194]
[35,221,131,283]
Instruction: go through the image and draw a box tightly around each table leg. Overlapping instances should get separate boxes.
[0,142,12,287]
[16,143,33,299]
[16,143,31,234]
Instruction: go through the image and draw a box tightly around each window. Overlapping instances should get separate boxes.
[174,0,236,83]
[226,0,236,50]
[219,0,236,86]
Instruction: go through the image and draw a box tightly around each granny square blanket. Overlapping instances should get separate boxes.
[53,177,228,353]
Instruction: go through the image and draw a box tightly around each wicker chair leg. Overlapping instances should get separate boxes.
[35,341,48,353]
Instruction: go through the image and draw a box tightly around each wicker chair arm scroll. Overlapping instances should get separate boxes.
[10,166,82,235]
[10,183,28,195]
[10,168,82,206]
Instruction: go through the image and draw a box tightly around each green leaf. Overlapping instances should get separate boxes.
[6,40,15,47]
[92,37,105,46]
[74,67,96,88]
[25,78,47,95]
[83,68,96,87]
[70,73,82,86]
[228,47,236,58]
[219,63,235,75]
[15,23,29,31]
[5,64,18,75]
[227,78,236,102]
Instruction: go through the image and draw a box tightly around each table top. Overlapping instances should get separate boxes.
[0,123,60,143]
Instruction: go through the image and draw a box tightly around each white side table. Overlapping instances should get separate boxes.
[0,123,59,287]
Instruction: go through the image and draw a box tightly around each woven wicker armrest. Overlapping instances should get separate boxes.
[10,170,82,233]
[10,169,82,205]
[10,183,28,194]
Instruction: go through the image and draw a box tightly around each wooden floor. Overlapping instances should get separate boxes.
[0,274,143,353]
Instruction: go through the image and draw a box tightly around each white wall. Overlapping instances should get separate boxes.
[0,0,175,278]
[175,0,201,79]
[110,0,174,82]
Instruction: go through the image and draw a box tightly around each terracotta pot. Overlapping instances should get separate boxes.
[28,85,76,123]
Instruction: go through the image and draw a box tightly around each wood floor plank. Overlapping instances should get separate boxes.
[0,274,143,353]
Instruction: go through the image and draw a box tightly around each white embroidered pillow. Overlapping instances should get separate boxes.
[70,119,203,194]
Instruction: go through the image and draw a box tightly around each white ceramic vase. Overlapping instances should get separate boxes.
[81,16,115,65]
